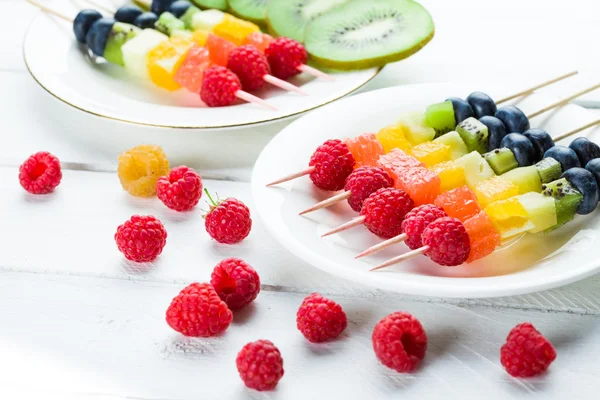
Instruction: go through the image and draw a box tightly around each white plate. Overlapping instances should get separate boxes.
[23,11,379,129]
[252,83,600,298]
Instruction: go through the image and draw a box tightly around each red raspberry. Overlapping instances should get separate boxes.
[422,217,470,266]
[372,312,428,373]
[236,340,284,391]
[309,139,356,191]
[201,66,241,107]
[18,151,62,194]
[114,215,167,262]
[361,188,414,239]
[344,167,393,212]
[166,282,232,337]
[204,192,252,244]
[265,37,308,80]
[156,166,203,212]
[296,293,347,343]
[227,45,269,91]
[401,204,447,250]
[501,323,556,377]
[210,258,260,310]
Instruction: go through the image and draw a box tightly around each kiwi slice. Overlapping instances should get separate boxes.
[267,0,351,42]
[484,148,519,175]
[304,0,434,70]
[542,178,583,232]
[425,101,455,138]
[155,12,185,36]
[456,117,489,154]
[192,0,228,11]
[104,22,140,66]
[535,157,562,184]
[229,0,269,25]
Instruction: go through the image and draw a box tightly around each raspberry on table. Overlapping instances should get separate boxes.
[156,166,203,212]
[117,145,169,197]
[227,45,270,91]
[422,217,471,266]
[114,215,167,262]
[165,282,233,337]
[501,323,556,378]
[372,312,428,373]
[361,188,414,239]
[296,293,347,343]
[265,37,308,80]
[18,151,62,194]
[401,204,447,250]
[210,258,260,310]
[344,166,393,212]
[309,139,356,191]
[204,190,252,244]
[236,340,284,391]
[201,66,242,107]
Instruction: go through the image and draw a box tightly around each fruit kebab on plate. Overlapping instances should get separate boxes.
[265,72,580,189]
[369,153,600,271]
[28,0,275,109]
[296,83,600,214]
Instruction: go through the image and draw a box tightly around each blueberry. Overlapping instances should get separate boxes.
[562,168,599,214]
[495,106,530,134]
[585,159,600,187]
[500,133,535,166]
[569,137,600,168]
[134,12,159,29]
[151,0,175,16]
[466,92,497,118]
[523,129,554,162]
[445,97,474,125]
[169,0,191,18]
[544,145,581,171]
[85,18,115,57]
[115,6,143,24]
[73,9,102,44]
[480,116,507,152]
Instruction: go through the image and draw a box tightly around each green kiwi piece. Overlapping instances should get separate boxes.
[425,101,455,138]
[229,0,269,25]
[267,0,352,43]
[542,178,583,232]
[155,12,185,36]
[535,157,562,184]
[191,0,228,11]
[456,117,489,154]
[304,0,434,70]
[104,22,140,66]
[483,148,519,175]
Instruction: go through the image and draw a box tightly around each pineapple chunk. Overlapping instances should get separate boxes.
[432,161,466,192]
[454,151,495,189]
[484,198,535,239]
[474,176,519,208]
[434,131,469,160]
[376,125,413,153]
[410,142,451,167]
[517,192,558,233]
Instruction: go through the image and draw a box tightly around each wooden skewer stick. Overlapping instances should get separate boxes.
[321,216,365,237]
[496,70,578,104]
[82,0,115,14]
[263,75,308,95]
[266,167,315,187]
[299,191,351,215]
[551,119,600,142]
[370,246,429,272]
[356,233,408,258]
[527,83,600,119]
[298,64,335,82]
[26,0,72,21]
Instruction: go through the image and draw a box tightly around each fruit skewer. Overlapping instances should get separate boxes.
[370,156,600,271]
[300,83,600,215]
[266,72,579,188]
[90,0,333,82]
[325,120,600,247]
[28,1,275,110]
[80,1,307,95]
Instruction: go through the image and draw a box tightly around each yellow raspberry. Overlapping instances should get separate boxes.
[118,145,169,197]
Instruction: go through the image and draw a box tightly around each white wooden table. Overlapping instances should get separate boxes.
[4,0,600,398]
